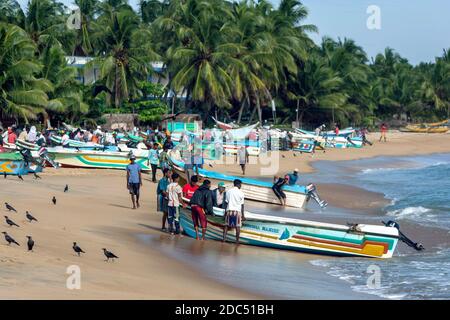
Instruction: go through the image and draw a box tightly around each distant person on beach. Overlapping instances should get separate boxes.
[379,123,388,142]
[157,168,171,231]
[360,128,373,146]
[190,179,214,240]
[272,175,288,206]
[223,179,245,244]
[126,155,142,209]
[159,147,170,171]
[148,143,160,182]
[334,124,340,136]
[212,182,227,209]
[163,136,174,150]
[182,175,199,200]
[286,169,299,186]
[236,146,249,175]
[167,173,183,235]
[7,127,17,144]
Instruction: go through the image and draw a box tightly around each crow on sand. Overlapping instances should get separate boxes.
[4,216,19,227]
[26,236,34,251]
[102,248,119,262]
[2,232,20,246]
[25,211,38,223]
[73,242,85,256]
[5,203,17,212]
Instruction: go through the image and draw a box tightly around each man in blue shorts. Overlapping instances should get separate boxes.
[126,155,142,209]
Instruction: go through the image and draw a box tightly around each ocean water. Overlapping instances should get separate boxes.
[307,153,450,299]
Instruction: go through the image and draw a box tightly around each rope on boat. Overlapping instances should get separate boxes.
[382,220,425,251]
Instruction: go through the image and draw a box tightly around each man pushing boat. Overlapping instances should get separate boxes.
[223,179,245,244]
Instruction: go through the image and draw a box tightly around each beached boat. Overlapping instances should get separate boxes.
[0,152,43,176]
[400,124,449,133]
[46,147,151,171]
[169,156,327,208]
[179,206,399,258]
[211,116,239,130]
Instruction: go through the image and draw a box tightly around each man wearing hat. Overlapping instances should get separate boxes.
[212,182,227,209]
[126,154,142,209]
[286,168,299,186]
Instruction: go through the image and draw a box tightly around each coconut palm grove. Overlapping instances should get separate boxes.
[1,0,449,128]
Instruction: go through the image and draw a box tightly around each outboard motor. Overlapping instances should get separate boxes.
[383,220,425,251]
[306,183,328,208]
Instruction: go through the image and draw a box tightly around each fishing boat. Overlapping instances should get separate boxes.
[179,205,401,258]
[400,124,449,133]
[168,156,327,209]
[46,147,151,171]
[211,116,239,130]
[0,152,43,176]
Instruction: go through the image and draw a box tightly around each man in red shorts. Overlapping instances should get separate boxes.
[182,175,199,200]
[189,180,214,240]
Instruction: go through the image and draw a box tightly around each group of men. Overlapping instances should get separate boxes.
[127,156,246,244]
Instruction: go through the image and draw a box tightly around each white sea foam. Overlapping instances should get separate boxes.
[387,206,433,220]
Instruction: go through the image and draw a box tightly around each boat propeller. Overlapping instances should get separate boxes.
[382,220,425,251]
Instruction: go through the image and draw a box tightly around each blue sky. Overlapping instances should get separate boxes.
[17,0,450,64]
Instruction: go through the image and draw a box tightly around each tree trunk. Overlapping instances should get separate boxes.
[237,97,246,124]
[256,96,262,125]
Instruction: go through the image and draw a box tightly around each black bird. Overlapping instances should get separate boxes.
[293,153,297,157]
[102,248,119,261]
[64,184,69,192]
[2,232,20,246]
[208,163,214,168]
[33,173,41,179]
[25,211,38,223]
[18,174,24,181]
[3,172,6,179]
[4,216,19,227]
[26,236,34,251]
[52,196,56,205]
[281,154,286,158]
[73,242,85,256]
[5,203,17,212]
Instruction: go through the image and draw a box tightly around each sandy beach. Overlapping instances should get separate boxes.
[1,131,450,299]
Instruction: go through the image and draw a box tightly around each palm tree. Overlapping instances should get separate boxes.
[41,44,89,123]
[72,0,98,56]
[93,4,159,108]
[0,0,25,26]
[0,23,50,122]
[156,0,235,117]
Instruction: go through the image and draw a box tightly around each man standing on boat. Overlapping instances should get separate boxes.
[190,180,214,240]
[126,155,142,209]
[223,179,245,244]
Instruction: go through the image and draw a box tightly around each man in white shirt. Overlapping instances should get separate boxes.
[167,173,183,234]
[223,179,245,244]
